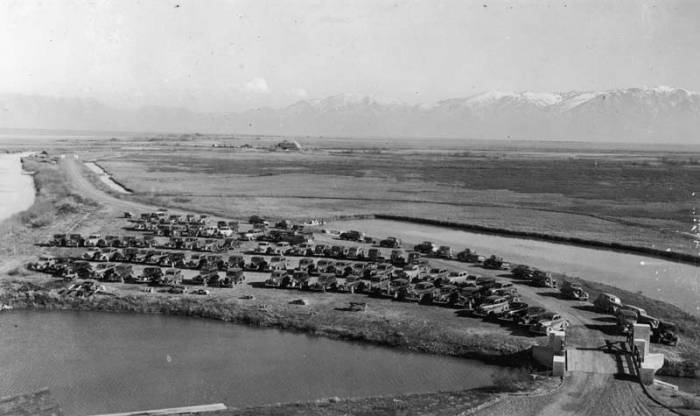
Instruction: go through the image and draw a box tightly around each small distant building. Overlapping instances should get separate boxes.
[274,139,302,151]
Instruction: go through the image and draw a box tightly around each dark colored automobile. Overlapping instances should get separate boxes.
[651,322,679,346]
[516,306,548,325]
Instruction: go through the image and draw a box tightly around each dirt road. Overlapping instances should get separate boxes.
[474,373,674,416]
[63,155,153,215]
[61,154,671,416]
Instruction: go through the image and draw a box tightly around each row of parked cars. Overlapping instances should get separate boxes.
[261,264,568,335]
[28,255,246,289]
[40,213,573,338]
[47,233,239,253]
[592,292,679,346]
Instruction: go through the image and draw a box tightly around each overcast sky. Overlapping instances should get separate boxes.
[1,0,699,111]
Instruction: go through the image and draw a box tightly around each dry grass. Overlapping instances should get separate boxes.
[92,143,699,256]
[17,157,97,228]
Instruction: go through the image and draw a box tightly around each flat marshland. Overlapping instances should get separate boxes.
[3,136,700,414]
[89,136,700,255]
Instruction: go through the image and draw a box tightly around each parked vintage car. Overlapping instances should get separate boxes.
[413,241,437,254]
[530,270,557,288]
[618,304,660,329]
[379,237,401,248]
[265,270,287,288]
[651,321,679,346]
[594,293,623,314]
[246,256,268,272]
[474,296,510,317]
[160,268,184,286]
[516,306,549,326]
[339,230,365,242]
[222,268,245,286]
[560,280,589,301]
[436,246,453,259]
[529,312,569,335]
[297,257,315,271]
[497,302,530,322]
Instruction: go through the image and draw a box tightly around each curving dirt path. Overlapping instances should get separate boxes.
[474,373,674,416]
[62,153,672,416]
[63,155,153,215]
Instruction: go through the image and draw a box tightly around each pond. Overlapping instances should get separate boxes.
[0,310,499,415]
[84,161,132,194]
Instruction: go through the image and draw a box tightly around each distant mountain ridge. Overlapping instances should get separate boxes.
[1,87,699,142]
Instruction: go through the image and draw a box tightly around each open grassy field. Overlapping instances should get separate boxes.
[3,139,700,414]
[65,135,700,256]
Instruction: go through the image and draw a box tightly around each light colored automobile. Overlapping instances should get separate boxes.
[474,295,510,317]
[448,271,470,281]
[254,242,271,253]
[84,234,102,247]
[529,313,569,335]
[218,226,234,237]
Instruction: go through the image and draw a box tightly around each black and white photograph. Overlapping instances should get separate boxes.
[1,1,700,415]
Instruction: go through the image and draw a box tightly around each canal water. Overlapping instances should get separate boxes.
[0,153,35,222]
[0,310,499,415]
[84,161,132,194]
[329,219,700,315]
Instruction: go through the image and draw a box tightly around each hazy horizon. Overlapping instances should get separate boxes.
[2,0,700,113]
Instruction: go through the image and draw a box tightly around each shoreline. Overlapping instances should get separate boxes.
[0,276,696,379]
[2,155,699,380]
[0,280,533,368]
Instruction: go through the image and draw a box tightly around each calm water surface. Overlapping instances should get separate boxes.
[0,310,498,415]
[331,219,700,315]
[0,153,35,222]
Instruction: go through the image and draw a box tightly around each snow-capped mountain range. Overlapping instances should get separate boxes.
[2,87,699,143]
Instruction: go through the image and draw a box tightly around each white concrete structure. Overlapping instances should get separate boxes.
[532,330,566,375]
[632,323,665,385]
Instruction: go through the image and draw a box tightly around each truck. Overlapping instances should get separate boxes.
[456,249,481,263]
[436,246,453,259]
[367,248,384,262]
[413,241,437,255]
[339,230,365,242]
[379,237,401,248]
[482,255,505,270]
